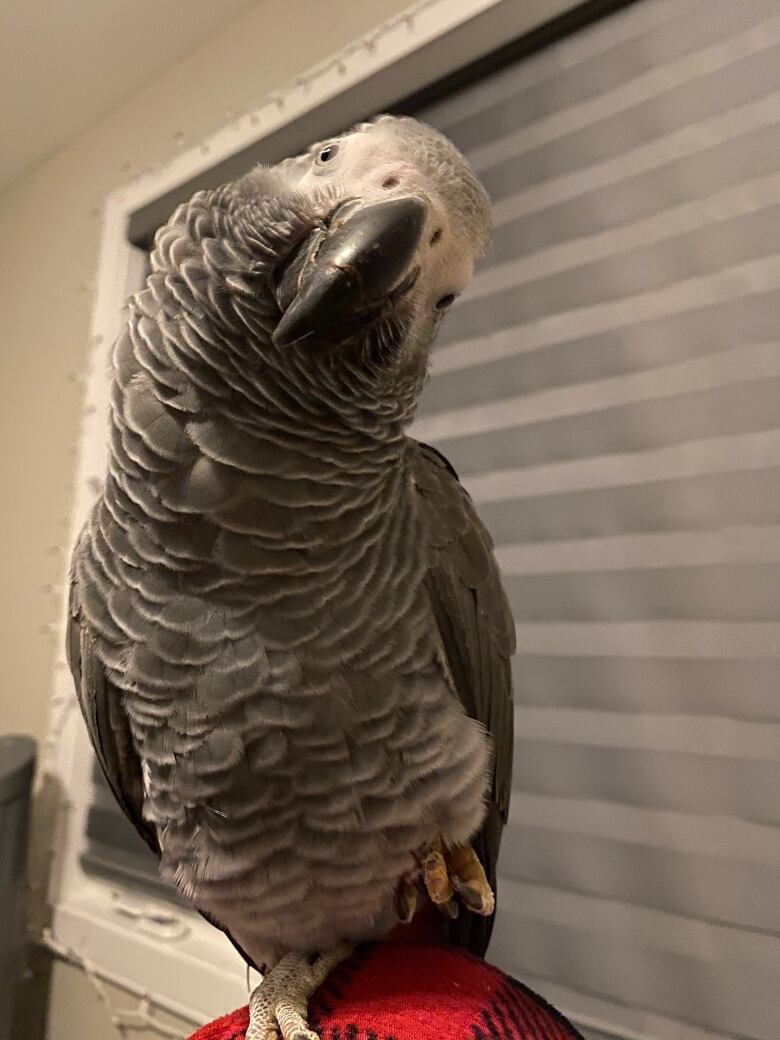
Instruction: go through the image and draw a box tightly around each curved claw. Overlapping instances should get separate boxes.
[445,844,495,917]
[395,875,421,924]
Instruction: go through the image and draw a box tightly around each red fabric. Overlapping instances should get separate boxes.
[187,944,582,1040]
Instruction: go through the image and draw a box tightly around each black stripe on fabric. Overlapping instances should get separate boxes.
[510,982,552,1040]
[493,980,537,1039]
[485,989,515,1040]
[317,978,344,1007]
[505,977,585,1039]
[340,942,376,981]
[481,1007,509,1040]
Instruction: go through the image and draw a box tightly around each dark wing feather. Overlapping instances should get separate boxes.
[66,581,258,968]
[67,583,159,856]
[410,440,515,958]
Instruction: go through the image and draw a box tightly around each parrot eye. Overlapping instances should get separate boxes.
[435,293,457,311]
[316,143,340,166]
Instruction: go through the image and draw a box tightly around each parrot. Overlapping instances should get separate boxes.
[67,114,515,1040]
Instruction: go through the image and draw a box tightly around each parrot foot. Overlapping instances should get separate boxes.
[246,944,353,1040]
[418,837,495,919]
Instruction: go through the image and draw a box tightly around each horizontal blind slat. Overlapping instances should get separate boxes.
[440,218,780,347]
[462,430,780,502]
[437,0,780,152]
[512,742,780,824]
[417,342,780,441]
[484,121,780,268]
[488,90,780,229]
[470,20,780,176]
[512,707,780,759]
[511,655,780,720]
[471,167,780,300]
[423,0,714,129]
[514,620,780,659]
[432,254,780,373]
[505,563,780,623]
[499,824,780,933]
[420,290,780,413]
[509,793,780,865]
[496,526,780,573]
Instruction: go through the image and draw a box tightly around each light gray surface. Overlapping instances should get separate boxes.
[79,0,780,1035]
[0,736,36,1040]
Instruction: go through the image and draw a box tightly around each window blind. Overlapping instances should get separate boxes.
[412,1,780,1038]
[81,1,780,1035]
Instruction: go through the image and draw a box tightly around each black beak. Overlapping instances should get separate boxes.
[272,195,427,347]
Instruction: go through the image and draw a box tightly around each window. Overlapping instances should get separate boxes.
[51,1,780,1035]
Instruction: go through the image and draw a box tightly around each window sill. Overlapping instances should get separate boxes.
[48,877,249,1024]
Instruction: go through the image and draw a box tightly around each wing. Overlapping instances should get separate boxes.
[67,576,259,967]
[410,440,516,958]
[67,581,159,856]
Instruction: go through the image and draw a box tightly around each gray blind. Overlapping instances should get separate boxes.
[412,1,780,1038]
[82,1,780,1035]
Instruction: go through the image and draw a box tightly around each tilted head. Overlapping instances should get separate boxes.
[285,114,491,274]
[234,115,491,389]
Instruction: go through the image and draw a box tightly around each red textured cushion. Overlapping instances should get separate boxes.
[188,944,582,1040]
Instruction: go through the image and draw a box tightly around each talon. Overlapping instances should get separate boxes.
[418,837,454,905]
[451,875,491,914]
[436,896,460,920]
[395,875,420,923]
[445,843,495,917]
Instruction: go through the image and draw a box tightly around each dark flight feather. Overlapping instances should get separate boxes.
[410,441,515,957]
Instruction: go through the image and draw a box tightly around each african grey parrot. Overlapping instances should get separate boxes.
[67,115,515,1040]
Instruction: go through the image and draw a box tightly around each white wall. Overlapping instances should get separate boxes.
[0,1,411,1035]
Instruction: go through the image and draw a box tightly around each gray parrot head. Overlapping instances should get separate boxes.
[231,115,491,395]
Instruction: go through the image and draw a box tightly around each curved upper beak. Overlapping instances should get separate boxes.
[272,195,428,348]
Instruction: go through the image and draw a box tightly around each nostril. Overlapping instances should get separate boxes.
[382,175,400,189]
[429,227,443,246]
